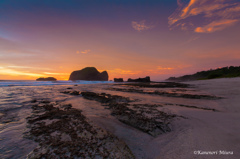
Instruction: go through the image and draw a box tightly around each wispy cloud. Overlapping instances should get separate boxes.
[7,65,52,70]
[195,19,238,33]
[43,72,68,75]
[108,68,141,75]
[169,0,240,33]
[131,20,154,32]
[157,66,174,70]
[77,49,91,54]
[0,67,45,77]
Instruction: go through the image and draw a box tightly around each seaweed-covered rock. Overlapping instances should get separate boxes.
[69,67,108,81]
[80,91,175,136]
[26,101,134,158]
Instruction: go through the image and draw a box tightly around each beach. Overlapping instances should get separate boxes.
[0,78,240,158]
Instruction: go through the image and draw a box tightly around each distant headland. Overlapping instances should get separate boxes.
[167,66,240,81]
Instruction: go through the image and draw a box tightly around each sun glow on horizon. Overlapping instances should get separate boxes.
[0,66,70,80]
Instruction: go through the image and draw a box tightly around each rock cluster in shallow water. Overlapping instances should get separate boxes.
[25,100,134,159]
[61,90,177,136]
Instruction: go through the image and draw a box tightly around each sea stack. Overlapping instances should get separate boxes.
[69,67,108,81]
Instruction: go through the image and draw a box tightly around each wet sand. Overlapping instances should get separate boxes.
[1,78,240,158]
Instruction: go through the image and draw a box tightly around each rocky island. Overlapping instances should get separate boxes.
[127,76,150,82]
[36,77,57,81]
[69,67,108,81]
[114,78,124,82]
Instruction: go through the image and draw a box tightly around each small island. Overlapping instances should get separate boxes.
[36,77,57,81]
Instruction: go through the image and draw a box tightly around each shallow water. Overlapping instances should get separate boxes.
[0,83,111,158]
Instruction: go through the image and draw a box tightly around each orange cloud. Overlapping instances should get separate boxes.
[43,72,68,75]
[131,20,154,32]
[191,3,230,17]
[195,19,238,33]
[181,0,196,17]
[169,0,240,33]
[157,66,174,70]
[77,49,91,54]
[108,68,141,75]
[169,0,199,25]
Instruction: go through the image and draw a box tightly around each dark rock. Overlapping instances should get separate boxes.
[111,103,175,136]
[98,71,108,81]
[61,104,72,110]
[31,99,37,103]
[127,76,150,82]
[40,100,51,104]
[70,91,80,95]
[114,78,124,82]
[81,92,132,103]
[36,77,57,81]
[69,67,108,81]
[79,91,175,136]
[60,90,80,95]
[61,91,71,94]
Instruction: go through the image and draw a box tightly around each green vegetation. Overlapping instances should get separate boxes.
[167,66,240,81]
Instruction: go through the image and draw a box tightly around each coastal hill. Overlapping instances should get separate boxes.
[167,66,240,81]
[69,67,108,81]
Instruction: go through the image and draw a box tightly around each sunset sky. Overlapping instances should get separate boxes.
[1,0,240,81]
